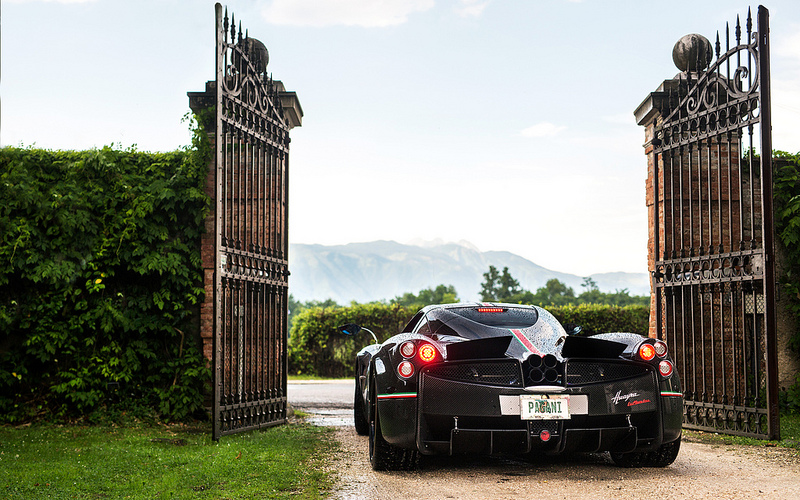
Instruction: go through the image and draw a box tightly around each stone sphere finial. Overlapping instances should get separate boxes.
[238,37,269,74]
[672,34,713,72]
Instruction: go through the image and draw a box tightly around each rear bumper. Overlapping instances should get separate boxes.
[379,360,682,456]
[423,425,641,456]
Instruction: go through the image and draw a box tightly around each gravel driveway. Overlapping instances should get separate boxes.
[289,380,800,499]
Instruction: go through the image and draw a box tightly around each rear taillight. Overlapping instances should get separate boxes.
[638,343,656,362]
[398,361,415,378]
[659,360,674,377]
[399,341,416,358]
[418,343,437,363]
[654,340,668,358]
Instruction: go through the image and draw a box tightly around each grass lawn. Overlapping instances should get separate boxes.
[0,420,335,499]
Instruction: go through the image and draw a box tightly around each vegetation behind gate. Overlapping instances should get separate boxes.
[774,151,800,411]
[0,123,212,423]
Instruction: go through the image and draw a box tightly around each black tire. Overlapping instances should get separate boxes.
[611,436,681,468]
[353,377,369,436]
[368,376,419,471]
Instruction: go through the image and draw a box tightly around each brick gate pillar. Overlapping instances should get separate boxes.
[188,81,217,364]
[634,79,679,339]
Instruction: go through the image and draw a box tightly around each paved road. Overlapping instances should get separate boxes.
[287,379,354,426]
[289,380,800,499]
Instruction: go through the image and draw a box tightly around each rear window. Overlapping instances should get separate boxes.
[428,306,539,330]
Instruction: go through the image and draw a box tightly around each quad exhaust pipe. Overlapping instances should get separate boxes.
[525,354,562,385]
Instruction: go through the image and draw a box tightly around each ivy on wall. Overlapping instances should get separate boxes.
[773,152,800,412]
[0,120,212,422]
[774,152,800,349]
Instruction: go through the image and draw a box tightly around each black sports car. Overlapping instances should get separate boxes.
[340,302,682,471]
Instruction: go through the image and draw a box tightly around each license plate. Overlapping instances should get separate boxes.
[520,395,571,420]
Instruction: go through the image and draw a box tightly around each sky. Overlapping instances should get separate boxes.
[3,0,800,277]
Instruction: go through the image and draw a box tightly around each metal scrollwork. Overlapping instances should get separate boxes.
[219,9,286,134]
[655,250,758,287]
[655,12,762,151]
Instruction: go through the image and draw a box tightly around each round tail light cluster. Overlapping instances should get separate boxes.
[638,343,656,362]
[418,343,437,363]
[398,360,415,378]
[396,341,438,379]
[637,340,674,378]
[399,341,416,358]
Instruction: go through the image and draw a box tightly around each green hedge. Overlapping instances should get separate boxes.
[289,303,417,378]
[547,304,649,336]
[0,127,212,422]
[288,303,649,377]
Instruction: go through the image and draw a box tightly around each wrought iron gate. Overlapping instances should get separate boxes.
[210,4,299,439]
[651,6,778,439]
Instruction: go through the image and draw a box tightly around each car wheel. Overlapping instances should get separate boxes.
[610,436,681,468]
[353,376,369,436]
[368,376,419,471]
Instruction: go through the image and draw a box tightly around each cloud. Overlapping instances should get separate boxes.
[775,28,800,60]
[767,26,800,152]
[261,0,435,27]
[520,122,567,138]
[603,113,635,125]
[5,0,96,3]
[454,0,490,18]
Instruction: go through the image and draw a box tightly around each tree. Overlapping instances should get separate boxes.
[575,277,649,307]
[478,268,649,307]
[479,265,522,302]
[479,265,501,301]
[393,285,459,307]
[597,288,649,307]
[578,276,604,304]
[498,267,523,299]
[530,279,576,306]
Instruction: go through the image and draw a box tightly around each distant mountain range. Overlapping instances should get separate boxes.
[288,240,650,304]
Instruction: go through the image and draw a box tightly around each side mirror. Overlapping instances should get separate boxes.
[567,325,583,336]
[337,323,379,344]
[338,323,362,336]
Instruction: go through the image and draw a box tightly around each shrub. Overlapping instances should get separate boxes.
[547,304,650,336]
[0,122,212,422]
[289,303,416,378]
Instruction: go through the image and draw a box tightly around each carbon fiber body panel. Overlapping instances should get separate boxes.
[408,360,673,456]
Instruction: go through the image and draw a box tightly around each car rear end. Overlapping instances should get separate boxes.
[415,337,682,457]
